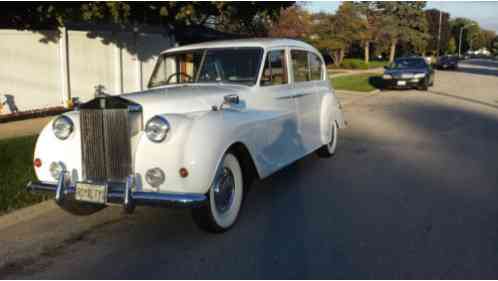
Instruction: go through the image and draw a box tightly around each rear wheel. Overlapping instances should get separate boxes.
[316,120,338,158]
[192,153,244,233]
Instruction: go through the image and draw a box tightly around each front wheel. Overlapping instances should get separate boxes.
[316,120,338,158]
[419,78,429,91]
[192,153,244,233]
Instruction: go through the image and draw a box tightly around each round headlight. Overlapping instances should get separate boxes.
[49,161,66,180]
[52,116,73,140]
[145,116,170,143]
[145,167,165,187]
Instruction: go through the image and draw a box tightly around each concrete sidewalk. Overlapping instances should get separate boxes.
[0,117,52,140]
[0,202,126,274]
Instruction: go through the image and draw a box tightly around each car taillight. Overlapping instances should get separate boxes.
[34,158,42,168]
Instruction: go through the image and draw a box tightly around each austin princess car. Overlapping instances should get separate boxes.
[27,38,345,232]
[435,55,459,70]
[382,56,435,91]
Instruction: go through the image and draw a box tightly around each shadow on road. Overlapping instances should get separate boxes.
[429,90,498,110]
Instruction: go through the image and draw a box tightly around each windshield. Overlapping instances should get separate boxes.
[391,58,427,69]
[148,47,264,87]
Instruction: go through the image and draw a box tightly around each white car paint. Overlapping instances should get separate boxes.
[33,38,345,195]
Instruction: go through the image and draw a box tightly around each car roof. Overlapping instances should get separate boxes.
[161,38,318,54]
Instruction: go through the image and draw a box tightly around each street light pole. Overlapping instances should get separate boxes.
[458,23,477,58]
[437,9,442,57]
[458,27,464,57]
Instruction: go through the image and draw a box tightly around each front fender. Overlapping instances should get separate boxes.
[34,111,83,183]
[134,110,263,194]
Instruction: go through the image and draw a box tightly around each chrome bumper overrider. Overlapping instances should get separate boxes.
[27,173,207,213]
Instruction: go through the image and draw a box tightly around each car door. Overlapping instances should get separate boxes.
[254,48,303,171]
[290,49,322,152]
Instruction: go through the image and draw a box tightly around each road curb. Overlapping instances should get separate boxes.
[0,200,58,231]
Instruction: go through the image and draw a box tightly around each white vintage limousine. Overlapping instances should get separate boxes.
[28,38,345,232]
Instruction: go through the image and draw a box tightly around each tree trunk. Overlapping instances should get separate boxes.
[364,41,370,64]
[389,41,396,63]
[331,50,340,67]
[339,48,345,64]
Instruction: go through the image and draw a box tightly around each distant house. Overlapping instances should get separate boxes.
[0,24,243,114]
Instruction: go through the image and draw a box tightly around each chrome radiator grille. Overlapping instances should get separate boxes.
[80,109,132,182]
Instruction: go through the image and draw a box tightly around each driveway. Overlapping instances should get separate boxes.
[2,59,498,279]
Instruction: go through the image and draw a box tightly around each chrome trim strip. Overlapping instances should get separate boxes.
[275,92,313,100]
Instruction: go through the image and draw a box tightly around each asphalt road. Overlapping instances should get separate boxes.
[6,59,498,279]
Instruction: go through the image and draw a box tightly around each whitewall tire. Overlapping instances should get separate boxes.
[316,120,338,158]
[192,153,244,232]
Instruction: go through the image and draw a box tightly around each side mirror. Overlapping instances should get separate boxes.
[224,94,240,105]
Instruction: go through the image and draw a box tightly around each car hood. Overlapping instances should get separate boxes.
[121,84,246,120]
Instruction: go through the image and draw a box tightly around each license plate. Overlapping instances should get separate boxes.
[397,80,406,86]
[76,183,107,204]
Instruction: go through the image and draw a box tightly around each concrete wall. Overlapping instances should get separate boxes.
[0,28,173,114]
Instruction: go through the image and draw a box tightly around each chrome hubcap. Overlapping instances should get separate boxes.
[213,167,235,214]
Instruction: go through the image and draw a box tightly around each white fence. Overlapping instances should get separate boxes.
[0,28,174,114]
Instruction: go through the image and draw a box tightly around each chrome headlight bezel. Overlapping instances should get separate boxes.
[145,116,170,143]
[52,115,74,140]
[49,161,66,180]
[145,167,165,187]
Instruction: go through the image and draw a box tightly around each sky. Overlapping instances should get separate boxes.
[304,1,498,33]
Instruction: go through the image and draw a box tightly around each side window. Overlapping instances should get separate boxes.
[261,50,288,86]
[309,53,323,81]
[291,50,310,82]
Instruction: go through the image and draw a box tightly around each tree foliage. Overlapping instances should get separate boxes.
[268,6,312,39]
[373,1,429,61]
[425,9,450,55]
[0,2,293,36]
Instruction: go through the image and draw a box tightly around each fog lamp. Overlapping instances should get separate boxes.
[145,168,165,187]
[49,161,66,180]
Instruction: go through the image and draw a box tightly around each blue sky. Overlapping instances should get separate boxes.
[304,1,498,33]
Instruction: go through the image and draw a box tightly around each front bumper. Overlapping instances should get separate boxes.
[383,78,425,89]
[27,172,207,212]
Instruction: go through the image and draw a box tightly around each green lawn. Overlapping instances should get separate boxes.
[0,135,47,215]
[331,73,383,92]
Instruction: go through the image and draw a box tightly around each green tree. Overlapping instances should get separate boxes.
[447,37,456,54]
[373,2,429,62]
[0,2,294,36]
[449,17,479,54]
[268,6,312,39]
[352,2,381,64]
[309,12,347,66]
[425,9,450,55]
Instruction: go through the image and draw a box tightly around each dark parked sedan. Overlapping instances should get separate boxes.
[435,55,459,70]
[382,57,435,91]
